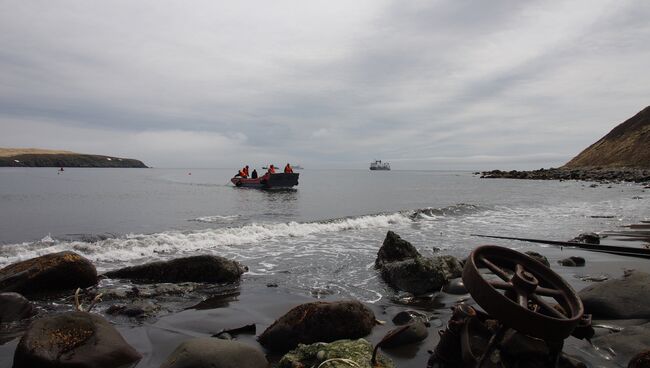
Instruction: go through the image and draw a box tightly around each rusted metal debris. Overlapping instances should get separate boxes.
[429,246,593,368]
[471,234,650,259]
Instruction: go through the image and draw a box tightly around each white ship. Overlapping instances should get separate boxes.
[369,160,390,170]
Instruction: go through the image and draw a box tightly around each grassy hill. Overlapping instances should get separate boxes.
[563,106,650,169]
[0,148,148,168]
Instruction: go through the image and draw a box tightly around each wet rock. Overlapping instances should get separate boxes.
[375,231,421,268]
[380,255,461,295]
[0,251,97,296]
[558,256,586,267]
[104,255,247,283]
[0,292,36,323]
[259,300,375,353]
[442,277,468,295]
[13,311,141,368]
[524,251,550,267]
[392,310,429,325]
[278,339,393,368]
[499,329,549,357]
[378,322,428,348]
[591,321,650,367]
[570,232,600,245]
[106,301,159,318]
[160,338,267,368]
[629,350,650,368]
[579,271,650,319]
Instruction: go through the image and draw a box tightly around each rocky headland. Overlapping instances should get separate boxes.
[481,106,650,183]
[0,148,148,168]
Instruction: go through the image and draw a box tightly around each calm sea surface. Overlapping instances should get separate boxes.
[1,167,648,301]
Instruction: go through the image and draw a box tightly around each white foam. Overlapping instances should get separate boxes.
[0,212,413,269]
[189,215,241,223]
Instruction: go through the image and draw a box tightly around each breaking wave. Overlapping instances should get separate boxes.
[0,203,487,270]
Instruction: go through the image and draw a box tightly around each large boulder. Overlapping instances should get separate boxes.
[104,255,247,283]
[160,338,267,368]
[259,300,376,353]
[579,271,650,319]
[380,255,462,295]
[13,311,141,368]
[279,339,393,368]
[0,292,36,323]
[375,231,421,268]
[0,251,97,296]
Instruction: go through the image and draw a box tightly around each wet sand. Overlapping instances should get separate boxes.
[0,227,648,368]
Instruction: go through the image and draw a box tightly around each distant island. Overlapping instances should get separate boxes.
[0,148,148,168]
[481,106,650,183]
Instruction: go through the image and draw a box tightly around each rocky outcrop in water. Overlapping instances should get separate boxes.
[104,255,247,283]
[258,300,376,353]
[0,292,36,323]
[13,311,141,368]
[0,251,98,296]
[160,338,268,368]
[376,231,463,294]
[480,167,650,183]
[0,148,148,168]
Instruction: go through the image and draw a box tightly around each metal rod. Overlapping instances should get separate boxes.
[471,234,650,259]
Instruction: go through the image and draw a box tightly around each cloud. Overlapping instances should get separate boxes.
[1,0,649,169]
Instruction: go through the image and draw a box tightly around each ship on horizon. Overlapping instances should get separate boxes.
[370,160,390,170]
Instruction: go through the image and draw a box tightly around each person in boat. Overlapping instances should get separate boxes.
[251,169,258,179]
[235,165,249,178]
[267,165,276,174]
[284,163,293,173]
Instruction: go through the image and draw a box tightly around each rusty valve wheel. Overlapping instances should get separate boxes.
[462,245,584,341]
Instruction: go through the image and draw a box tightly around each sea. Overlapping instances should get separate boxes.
[0,167,648,367]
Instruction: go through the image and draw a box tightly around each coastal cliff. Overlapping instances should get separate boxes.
[481,106,650,183]
[0,148,148,168]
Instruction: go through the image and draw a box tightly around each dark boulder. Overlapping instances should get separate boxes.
[524,251,550,267]
[591,321,650,367]
[558,256,586,267]
[375,231,421,268]
[380,255,462,295]
[160,338,267,368]
[0,292,36,323]
[13,311,141,368]
[0,251,97,296]
[104,255,247,283]
[579,271,650,319]
[442,277,468,295]
[629,350,650,368]
[392,310,430,325]
[258,300,375,353]
[570,233,600,245]
[378,322,428,348]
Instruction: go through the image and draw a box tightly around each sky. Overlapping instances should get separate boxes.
[1,1,649,169]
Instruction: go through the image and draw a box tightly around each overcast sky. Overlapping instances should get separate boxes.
[1,1,649,169]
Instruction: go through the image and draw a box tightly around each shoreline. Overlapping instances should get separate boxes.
[480,167,650,184]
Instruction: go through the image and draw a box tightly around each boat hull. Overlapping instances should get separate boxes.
[231,173,299,189]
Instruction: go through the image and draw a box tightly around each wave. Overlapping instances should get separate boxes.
[189,215,241,223]
[409,203,486,220]
[0,203,486,269]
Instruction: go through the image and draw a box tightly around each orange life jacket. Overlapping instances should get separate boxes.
[284,165,293,173]
[268,166,276,174]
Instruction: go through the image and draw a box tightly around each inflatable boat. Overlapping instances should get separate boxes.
[231,173,299,189]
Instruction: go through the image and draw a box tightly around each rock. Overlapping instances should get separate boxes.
[442,277,468,295]
[375,231,421,268]
[278,339,393,368]
[591,321,650,367]
[558,256,586,267]
[105,301,159,318]
[391,310,429,325]
[160,337,267,368]
[629,350,650,368]
[380,255,462,295]
[378,322,428,348]
[0,251,98,296]
[570,233,600,245]
[104,255,247,283]
[0,292,36,323]
[258,300,375,353]
[13,311,141,368]
[579,271,650,319]
[524,251,550,267]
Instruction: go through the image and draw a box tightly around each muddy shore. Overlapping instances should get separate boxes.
[1,226,649,367]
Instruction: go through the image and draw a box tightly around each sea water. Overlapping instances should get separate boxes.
[1,167,648,302]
